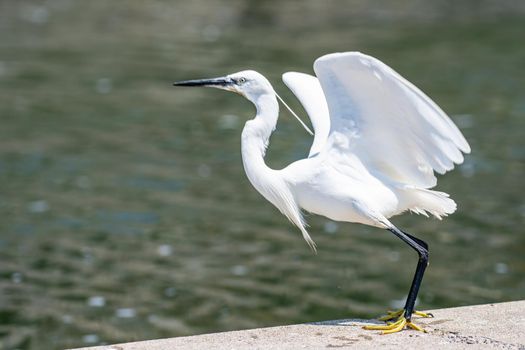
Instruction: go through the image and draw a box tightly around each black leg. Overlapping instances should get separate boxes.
[387,227,429,322]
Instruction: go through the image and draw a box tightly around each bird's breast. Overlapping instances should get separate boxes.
[292,165,399,225]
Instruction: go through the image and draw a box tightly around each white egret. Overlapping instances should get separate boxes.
[174,52,470,333]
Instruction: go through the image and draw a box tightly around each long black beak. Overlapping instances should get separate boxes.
[173,77,233,87]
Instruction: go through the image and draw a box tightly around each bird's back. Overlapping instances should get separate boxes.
[282,137,456,227]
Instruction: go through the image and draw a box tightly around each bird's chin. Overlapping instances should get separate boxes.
[223,86,245,96]
[207,85,236,93]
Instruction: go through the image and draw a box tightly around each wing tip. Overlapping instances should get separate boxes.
[451,136,471,157]
[282,71,298,80]
[282,71,317,86]
[281,72,296,87]
[460,141,472,154]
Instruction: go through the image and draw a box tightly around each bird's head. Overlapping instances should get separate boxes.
[174,70,274,104]
[174,70,314,135]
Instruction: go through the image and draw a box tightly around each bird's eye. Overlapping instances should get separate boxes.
[238,77,246,84]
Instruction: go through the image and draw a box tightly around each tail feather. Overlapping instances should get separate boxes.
[403,187,457,219]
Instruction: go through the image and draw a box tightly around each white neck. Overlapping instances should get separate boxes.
[241,93,279,180]
[240,92,315,251]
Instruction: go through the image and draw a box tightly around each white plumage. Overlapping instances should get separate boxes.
[174,53,470,331]
[174,52,470,252]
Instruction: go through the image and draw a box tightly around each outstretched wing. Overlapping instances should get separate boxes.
[282,72,330,157]
[313,52,470,188]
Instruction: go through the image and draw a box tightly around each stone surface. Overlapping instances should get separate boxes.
[73,300,525,350]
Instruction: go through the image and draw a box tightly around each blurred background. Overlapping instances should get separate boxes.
[1,1,524,349]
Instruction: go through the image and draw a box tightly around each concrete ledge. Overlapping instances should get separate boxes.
[74,300,525,350]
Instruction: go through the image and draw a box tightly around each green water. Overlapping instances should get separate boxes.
[1,2,524,349]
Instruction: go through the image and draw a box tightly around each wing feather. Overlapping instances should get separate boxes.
[282,72,330,157]
[313,52,470,188]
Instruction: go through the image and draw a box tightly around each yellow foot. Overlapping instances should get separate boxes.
[363,316,407,334]
[414,310,434,318]
[363,310,430,334]
[378,309,433,322]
